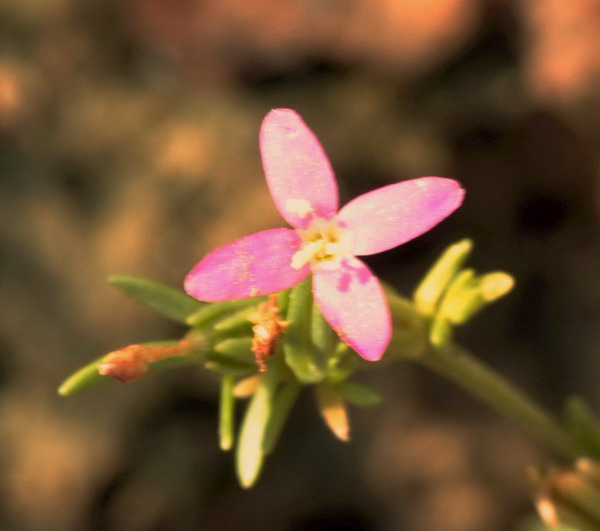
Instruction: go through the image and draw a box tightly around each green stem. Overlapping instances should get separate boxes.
[419,343,582,460]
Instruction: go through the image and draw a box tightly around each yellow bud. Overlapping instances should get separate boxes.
[479,272,515,302]
[414,239,473,316]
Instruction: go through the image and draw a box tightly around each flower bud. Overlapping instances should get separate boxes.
[315,384,350,442]
[413,239,473,316]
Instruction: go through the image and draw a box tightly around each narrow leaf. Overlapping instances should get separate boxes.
[186,298,264,328]
[213,307,256,334]
[236,362,281,488]
[311,301,336,366]
[564,397,600,459]
[334,380,382,408]
[233,374,263,398]
[219,375,236,451]
[205,359,256,377]
[283,278,325,383]
[58,356,107,396]
[263,381,302,455]
[109,275,203,324]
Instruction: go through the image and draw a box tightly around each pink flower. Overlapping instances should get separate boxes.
[185,109,464,361]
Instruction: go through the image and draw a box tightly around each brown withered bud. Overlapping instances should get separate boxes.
[98,340,192,382]
[249,295,288,372]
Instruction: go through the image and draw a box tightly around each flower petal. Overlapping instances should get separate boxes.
[312,258,391,361]
[184,229,310,301]
[260,109,338,229]
[337,177,465,256]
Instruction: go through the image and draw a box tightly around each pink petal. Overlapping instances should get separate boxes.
[337,177,465,256]
[312,258,391,361]
[184,229,310,301]
[260,109,338,229]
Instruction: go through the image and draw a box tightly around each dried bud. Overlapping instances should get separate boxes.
[98,340,193,382]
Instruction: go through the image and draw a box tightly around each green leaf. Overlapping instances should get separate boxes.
[219,375,236,451]
[333,380,382,408]
[109,275,203,324]
[311,301,336,365]
[207,338,256,374]
[236,361,281,488]
[213,307,256,334]
[205,359,257,377]
[58,356,107,396]
[564,396,600,459]
[263,381,302,455]
[186,298,264,328]
[277,289,291,318]
[282,278,326,383]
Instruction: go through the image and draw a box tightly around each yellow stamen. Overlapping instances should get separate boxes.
[291,217,352,270]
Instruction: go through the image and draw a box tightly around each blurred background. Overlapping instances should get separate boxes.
[2,0,600,529]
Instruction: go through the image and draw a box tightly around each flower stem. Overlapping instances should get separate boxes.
[418,343,582,460]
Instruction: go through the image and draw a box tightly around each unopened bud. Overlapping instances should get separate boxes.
[316,384,350,442]
[479,272,514,302]
[414,239,473,316]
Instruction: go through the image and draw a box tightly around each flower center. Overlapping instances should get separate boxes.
[291,217,352,269]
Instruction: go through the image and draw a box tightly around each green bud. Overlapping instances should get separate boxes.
[413,239,473,316]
